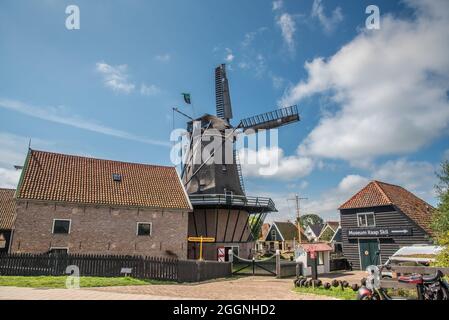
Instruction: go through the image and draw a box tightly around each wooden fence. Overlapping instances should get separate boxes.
[0,253,232,282]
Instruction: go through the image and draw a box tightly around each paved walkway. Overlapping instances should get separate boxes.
[0,286,194,300]
[0,273,365,300]
[88,276,334,300]
[0,277,334,300]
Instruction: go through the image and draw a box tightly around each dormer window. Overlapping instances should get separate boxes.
[112,173,122,182]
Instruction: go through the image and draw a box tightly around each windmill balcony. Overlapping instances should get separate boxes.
[189,194,277,213]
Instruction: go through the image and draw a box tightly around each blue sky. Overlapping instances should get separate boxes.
[1,0,448,221]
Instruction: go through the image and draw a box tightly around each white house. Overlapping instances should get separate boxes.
[295,243,333,276]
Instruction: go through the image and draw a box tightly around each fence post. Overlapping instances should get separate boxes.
[275,250,280,279]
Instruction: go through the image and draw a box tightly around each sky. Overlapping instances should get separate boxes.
[1,0,448,221]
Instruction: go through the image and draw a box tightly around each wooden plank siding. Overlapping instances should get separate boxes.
[340,205,432,270]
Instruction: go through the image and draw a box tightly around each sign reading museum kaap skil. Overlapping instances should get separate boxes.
[347,227,412,238]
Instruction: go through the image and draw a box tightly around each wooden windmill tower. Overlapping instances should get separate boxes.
[182,64,300,260]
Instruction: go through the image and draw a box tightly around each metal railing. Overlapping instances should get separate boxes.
[189,194,277,212]
[240,105,299,129]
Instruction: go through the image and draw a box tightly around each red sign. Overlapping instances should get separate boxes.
[310,250,316,259]
[217,247,225,262]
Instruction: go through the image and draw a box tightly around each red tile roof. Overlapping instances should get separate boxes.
[16,150,192,210]
[301,243,333,252]
[0,188,16,230]
[339,181,434,235]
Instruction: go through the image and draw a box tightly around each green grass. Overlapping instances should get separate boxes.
[0,276,172,289]
[294,285,357,300]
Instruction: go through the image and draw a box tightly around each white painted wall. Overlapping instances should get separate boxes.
[295,249,330,276]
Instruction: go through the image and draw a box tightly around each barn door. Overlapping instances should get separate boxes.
[359,239,380,270]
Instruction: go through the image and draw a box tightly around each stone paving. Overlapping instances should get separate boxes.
[0,286,193,300]
[88,276,335,300]
[0,272,365,300]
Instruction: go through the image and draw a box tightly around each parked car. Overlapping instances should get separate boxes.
[381,245,443,279]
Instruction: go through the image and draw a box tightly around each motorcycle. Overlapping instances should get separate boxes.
[357,254,449,300]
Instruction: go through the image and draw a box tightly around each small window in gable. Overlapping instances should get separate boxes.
[137,222,152,236]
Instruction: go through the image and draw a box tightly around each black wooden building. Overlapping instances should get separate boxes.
[338,181,434,270]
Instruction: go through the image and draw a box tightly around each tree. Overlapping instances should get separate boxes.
[299,214,324,230]
[432,160,449,267]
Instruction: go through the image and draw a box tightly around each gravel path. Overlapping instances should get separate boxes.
[89,276,335,300]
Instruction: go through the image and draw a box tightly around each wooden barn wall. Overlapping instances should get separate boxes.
[188,208,251,243]
[340,205,432,270]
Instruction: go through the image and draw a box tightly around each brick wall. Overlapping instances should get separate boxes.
[10,200,189,259]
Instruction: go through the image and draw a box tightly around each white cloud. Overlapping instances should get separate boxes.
[371,158,437,200]
[0,132,53,189]
[337,174,369,194]
[271,75,285,89]
[311,0,343,33]
[276,13,296,52]
[0,168,21,189]
[239,146,314,180]
[301,157,438,219]
[0,98,170,147]
[140,83,161,96]
[154,54,171,62]
[225,48,235,63]
[282,0,449,162]
[95,62,135,93]
[272,0,283,11]
[0,132,30,167]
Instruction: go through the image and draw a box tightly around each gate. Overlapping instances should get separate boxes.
[231,254,277,276]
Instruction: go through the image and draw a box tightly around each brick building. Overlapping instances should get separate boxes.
[10,149,192,258]
[0,188,16,253]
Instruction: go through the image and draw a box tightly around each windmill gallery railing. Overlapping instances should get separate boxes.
[189,194,277,213]
[239,105,299,132]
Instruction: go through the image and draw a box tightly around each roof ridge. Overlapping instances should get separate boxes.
[339,181,374,209]
[376,180,435,210]
[30,149,174,169]
[0,188,15,191]
[372,181,394,204]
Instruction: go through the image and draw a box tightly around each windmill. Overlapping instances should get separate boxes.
[181,64,300,260]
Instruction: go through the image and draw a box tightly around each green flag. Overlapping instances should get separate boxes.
[182,93,191,104]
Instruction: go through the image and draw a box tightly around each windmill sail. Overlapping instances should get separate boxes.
[239,105,300,132]
[215,64,233,122]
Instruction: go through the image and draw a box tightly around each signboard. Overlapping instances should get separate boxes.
[217,247,225,262]
[347,227,412,238]
[187,237,215,243]
[187,236,215,260]
[120,267,132,275]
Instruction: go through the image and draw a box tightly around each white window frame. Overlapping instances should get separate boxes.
[49,247,69,254]
[271,229,277,241]
[52,219,71,234]
[136,222,152,236]
[357,212,376,227]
